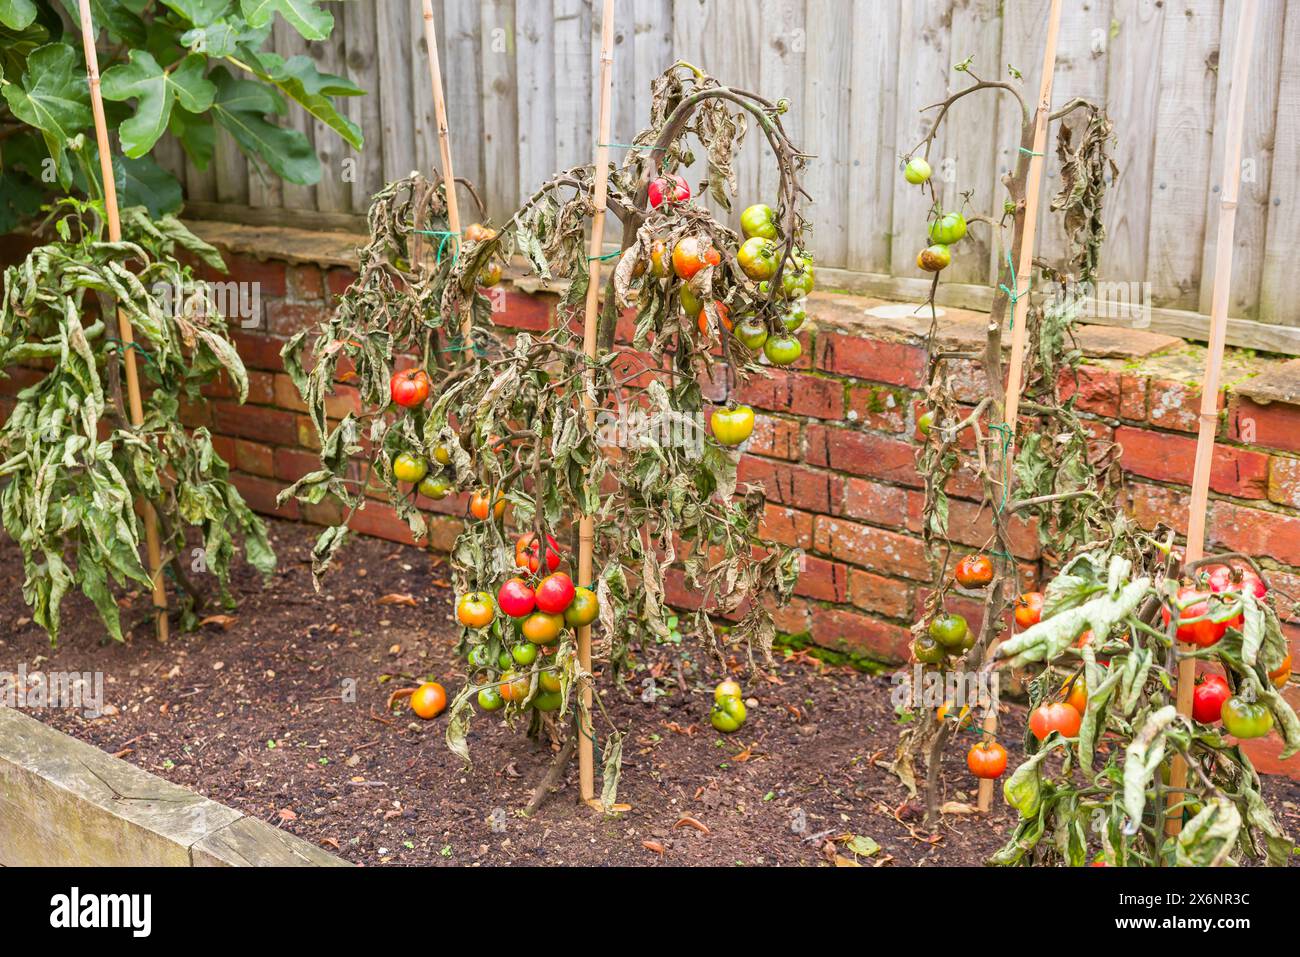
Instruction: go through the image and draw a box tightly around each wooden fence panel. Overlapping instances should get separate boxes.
[187,1,1300,350]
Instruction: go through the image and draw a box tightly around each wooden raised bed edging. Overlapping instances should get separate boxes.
[0,708,348,867]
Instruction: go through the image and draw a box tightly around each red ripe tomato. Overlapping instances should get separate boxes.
[966,740,1008,779]
[1161,585,1229,647]
[515,532,562,574]
[1028,701,1082,741]
[671,235,719,280]
[390,368,431,408]
[535,572,576,614]
[497,578,536,618]
[1205,564,1268,600]
[647,172,690,209]
[954,553,994,588]
[1191,674,1231,724]
[1014,592,1044,628]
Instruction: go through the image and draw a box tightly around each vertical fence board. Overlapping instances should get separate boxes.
[845,0,898,274]
[756,0,806,208]
[480,0,520,222]
[633,0,674,137]
[274,19,316,211]
[1258,2,1300,327]
[553,0,593,170]
[1144,0,1221,311]
[1197,0,1284,319]
[342,0,383,214]
[445,0,486,217]
[311,18,352,213]
[517,0,558,196]
[1099,0,1165,284]
[891,0,954,278]
[375,0,416,185]
[942,0,1002,285]
[801,0,851,266]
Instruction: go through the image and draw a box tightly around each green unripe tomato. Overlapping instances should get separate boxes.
[392,452,429,484]
[740,203,779,241]
[737,237,779,281]
[917,410,935,437]
[1221,696,1274,739]
[782,301,807,332]
[763,334,802,366]
[418,473,452,500]
[467,645,492,670]
[904,156,932,184]
[511,642,538,666]
[497,650,513,670]
[477,687,505,711]
[781,260,815,298]
[912,634,947,664]
[928,613,970,650]
[679,284,703,318]
[532,690,563,712]
[733,317,769,350]
[710,694,747,733]
[928,211,968,245]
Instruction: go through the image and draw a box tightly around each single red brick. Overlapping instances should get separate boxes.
[178,396,212,428]
[760,503,814,549]
[1268,456,1300,508]
[1116,425,1268,499]
[1059,366,1120,417]
[1210,501,1300,566]
[847,384,909,432]
[492,290,551,332]
[847,568,912,619]
[273,447,327,484]
[1229,396,1300,454]
[213,402,299,446]
[812,516,931,581]
[794,554,849,602]
[748,415,800,460]
[806,423,921,487]
[210,433,237,465]
[924,497,1040,560]
[815,330,926,388]
[265,301,325,338]
[231,473,298,519]
[767,594,811,635]
[233,440,274,477]
[1119,374,1148,421]
[287,264,324,301]
[809,605,912,662]
[326,267,358,299]
[735,368,843,419]
[840,477,912,525]
[230,331,287,372]
[346,502,419,546]
[218,253,287,298]
[738,457,845,514]
[1148,379,1220,433]
[1124,481,1190,535]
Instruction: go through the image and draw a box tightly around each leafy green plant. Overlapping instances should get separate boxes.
[0,0,362,229]
[0,197,274,640]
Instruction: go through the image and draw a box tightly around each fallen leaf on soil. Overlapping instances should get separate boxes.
[198,614,237,630]
[322,838,340,851]
[642,840,665,855]
[841,834,880,857]
[377,593,417,607]
[278,808,297,822]
[834,855,862,867]
[673,815,709,835]
[940,801,977,816]
[386,687,416,711]
[663,721,697,736]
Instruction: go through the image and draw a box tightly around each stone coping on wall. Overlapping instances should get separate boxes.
[0,707,349,867]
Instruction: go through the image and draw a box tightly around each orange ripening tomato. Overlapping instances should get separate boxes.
[1014,591,1044,628]
[966,740,1007,779]
[410,682,447,719]
[1270,653,1292,689]
[1064,676,1087,715]
[671,236,718,280]
[696,301,733,336]
[1028,701,1082,741]
[954,553,994,588]
[469,489,506,521]
[456,592,495,629]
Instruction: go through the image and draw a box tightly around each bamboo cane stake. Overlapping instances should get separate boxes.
[419,0,471,346]
[1166,0,1258,839]
[977,0,1063,813]
[77,0,169,642]
[575,0,617,809]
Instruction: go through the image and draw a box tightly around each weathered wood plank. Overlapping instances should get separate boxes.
[989,0,1044,281]
[891,0,954,278]
[375,0,417,184]
[1259,1,1300,327]
[343,0,385,213]
[553,0,593,169]
[756,0,806,205]
[1144,0,1221,310]
[274,18,316,211]
[844,0,898,274]
[444,0,487,216]
[633,0,674,137]
[1197,0,1284,320]
[480,0,520,221]
[516,0,558,196]
[1100,0,1165,284]
[311,16,352,213]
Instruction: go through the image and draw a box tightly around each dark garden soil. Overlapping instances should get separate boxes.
[4,518,1298,867]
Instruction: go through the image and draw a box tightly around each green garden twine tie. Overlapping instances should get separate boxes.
[412,228,460,266]
[991,422,1014,515]
[104,337,154,366]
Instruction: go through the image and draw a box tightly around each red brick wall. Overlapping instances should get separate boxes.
[3,236,1298,773]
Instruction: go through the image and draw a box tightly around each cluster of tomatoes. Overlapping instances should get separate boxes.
[900,157,968,275]
[912,554,994,666]
[710,679,748,734]
[455,532,600,714]
[640,176,819,450]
